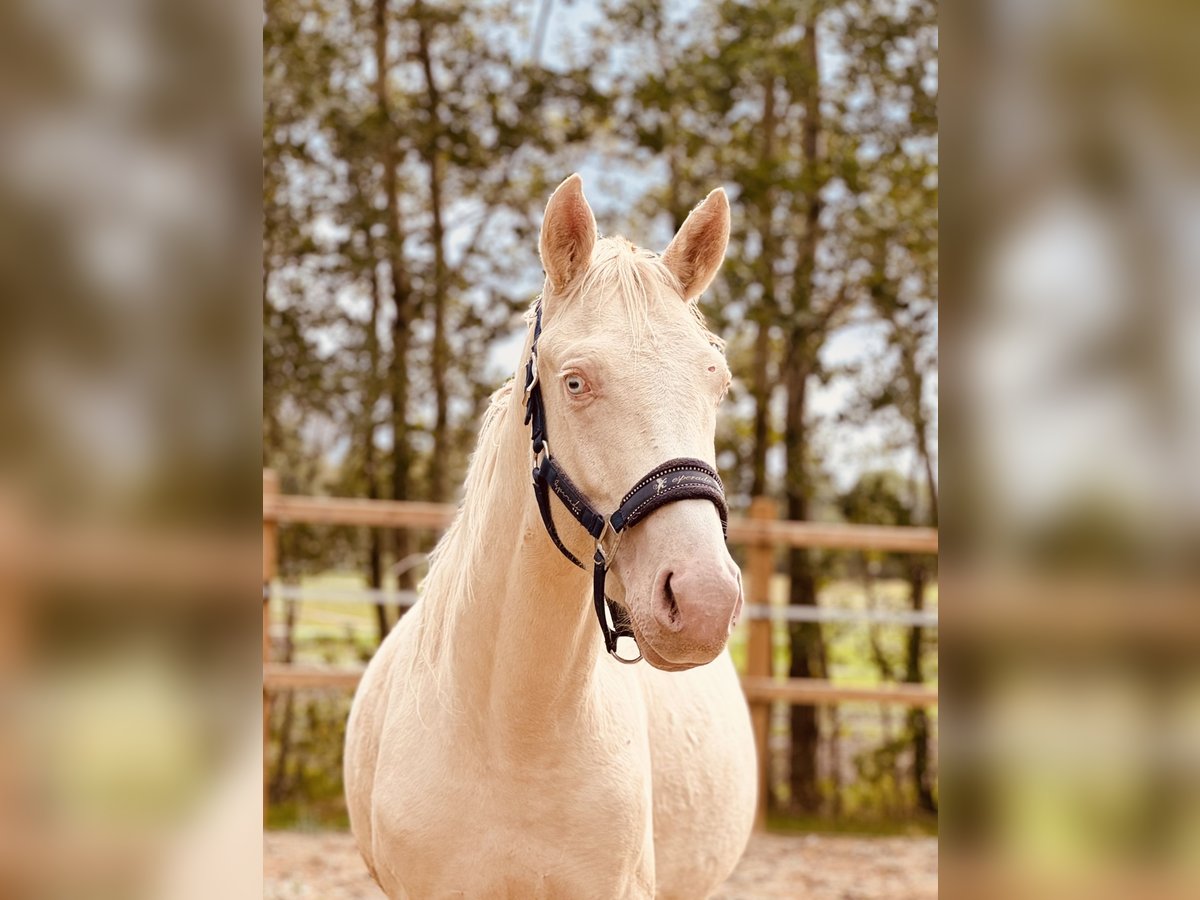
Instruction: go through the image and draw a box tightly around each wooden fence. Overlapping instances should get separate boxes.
[262,471,938,826]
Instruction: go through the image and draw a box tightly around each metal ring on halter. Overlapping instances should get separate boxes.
[610,640,643,665]
[595,517,623,569]
[533,438,551,466]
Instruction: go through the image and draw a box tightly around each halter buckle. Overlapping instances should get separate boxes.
[522,348,539,405]
[595,517,623,569]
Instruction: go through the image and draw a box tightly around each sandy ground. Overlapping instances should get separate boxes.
[264,830,937,899]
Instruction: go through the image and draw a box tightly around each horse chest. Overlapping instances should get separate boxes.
[371,706,656,898]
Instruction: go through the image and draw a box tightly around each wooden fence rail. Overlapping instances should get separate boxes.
[263,490,939,554]
[262,471,938,828]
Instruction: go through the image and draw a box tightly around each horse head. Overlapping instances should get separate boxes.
[534,174,741,671]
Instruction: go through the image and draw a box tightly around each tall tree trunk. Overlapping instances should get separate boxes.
[899,339,937,811]
[902,340,938,524]
[366,260,388,642]
[785,353,823,813]
[415,10,450,502]
[268,594,299,804]
[905,559,937,814]
[262,255,275,464]
[666,141,687,232]
[749,320,771,498]
[917,422,938,526]
[863,561,903,796]
[749,74,779,498]
[262,121,279,467]
[785,9,826,815]
[374,0,415,592]
[531,0,554,63]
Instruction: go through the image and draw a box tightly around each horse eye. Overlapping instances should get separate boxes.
[565,375,587,395]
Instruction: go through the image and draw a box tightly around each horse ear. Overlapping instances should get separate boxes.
[662,188,730,301]
[539,174,597,294]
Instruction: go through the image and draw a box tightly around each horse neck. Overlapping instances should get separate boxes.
[431,383,602,745]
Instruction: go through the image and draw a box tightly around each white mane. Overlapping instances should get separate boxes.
[410,378,515,677]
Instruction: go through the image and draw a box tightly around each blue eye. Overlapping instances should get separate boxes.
[565,375,587,395]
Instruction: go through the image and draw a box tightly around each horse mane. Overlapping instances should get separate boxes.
[407,378,515,685]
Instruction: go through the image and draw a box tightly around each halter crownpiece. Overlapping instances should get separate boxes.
[522,299,730,663]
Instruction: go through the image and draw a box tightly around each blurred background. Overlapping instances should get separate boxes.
[1,0,262,897]
[941,0,1200,897]
[0,0,1195,895]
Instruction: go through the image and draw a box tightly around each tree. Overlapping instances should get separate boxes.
[840,469,937,814]
[266,0,615,616]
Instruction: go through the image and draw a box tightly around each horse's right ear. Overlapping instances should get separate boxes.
[539,174,597,294]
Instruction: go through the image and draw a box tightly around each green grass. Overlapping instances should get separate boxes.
[767,811,938,838]
[267,799,350,832]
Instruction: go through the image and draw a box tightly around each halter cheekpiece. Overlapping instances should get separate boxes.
[522,298,729,663]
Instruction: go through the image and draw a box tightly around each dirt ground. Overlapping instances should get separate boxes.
[264,830,937,899]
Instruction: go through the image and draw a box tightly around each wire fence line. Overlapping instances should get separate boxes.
[742,604,938,628]
[267,585,938,628]
[270,583,421,607]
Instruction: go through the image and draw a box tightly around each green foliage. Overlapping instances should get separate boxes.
[267,691,355,830]
[264,0,937,511]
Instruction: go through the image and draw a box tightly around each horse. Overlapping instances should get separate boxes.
[345,174,757,899]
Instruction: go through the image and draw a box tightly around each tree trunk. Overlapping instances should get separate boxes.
[905,559,937,814]
[749,73,778,498]
[749,319,771,498]
[901,340,938,525]
[784,10,826,816]
[897,338,937,813]
[785,351,823,813]
[531,0,554,63]
[666,141,687,233]
[268,594,299,803]
[415,6,450,503]
[374,0,415,594]
[366,260,388,642]
[261,259,276,464]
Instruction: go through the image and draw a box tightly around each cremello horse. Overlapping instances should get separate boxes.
[345,175,756,899]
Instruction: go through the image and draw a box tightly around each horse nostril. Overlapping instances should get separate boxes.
[661,572,681,629]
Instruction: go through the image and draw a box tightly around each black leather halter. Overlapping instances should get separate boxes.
[522,299,729,663]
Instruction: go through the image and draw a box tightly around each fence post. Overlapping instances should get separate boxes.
[262,469,279,822]
[745,496,776,831]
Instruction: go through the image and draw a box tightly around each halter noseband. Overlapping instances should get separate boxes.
[522,299,729,664]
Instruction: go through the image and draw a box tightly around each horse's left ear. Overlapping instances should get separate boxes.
[662,188,731,301]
